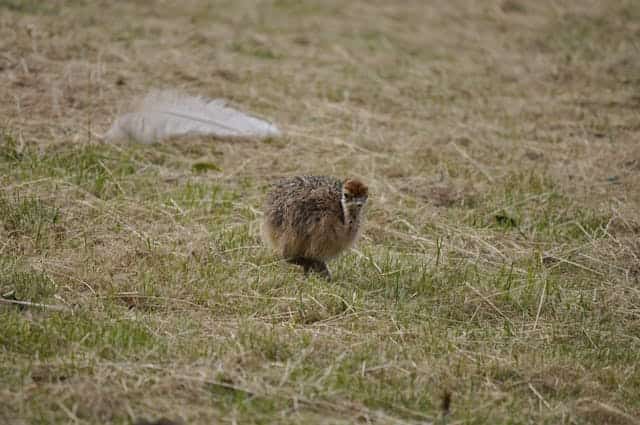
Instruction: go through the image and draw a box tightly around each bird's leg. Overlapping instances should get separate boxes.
[287,257,313,274]
[287,257,331,280]
[309,260,332,281]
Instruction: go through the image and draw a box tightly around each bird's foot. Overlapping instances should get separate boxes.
[287,257,331,280]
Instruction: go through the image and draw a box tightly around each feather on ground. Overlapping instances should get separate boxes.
[105,90,281,143]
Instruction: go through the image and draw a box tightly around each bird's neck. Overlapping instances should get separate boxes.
[341,202,363,232]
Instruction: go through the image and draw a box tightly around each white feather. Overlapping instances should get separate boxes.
[105,90,281,144]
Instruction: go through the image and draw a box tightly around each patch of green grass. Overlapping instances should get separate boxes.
[230,39,282,60]
[538,5,640,66]
[547,15,605,60]
[0,309,166,359]
[0,258,56,303]
[192,161,221,173]
[467,171,610,242]
[44,146,136,198]
[0,142,146,200]
[0,193,60,248]
[238,324,300,362]
[0,127,24,162]
[0,0,62,15]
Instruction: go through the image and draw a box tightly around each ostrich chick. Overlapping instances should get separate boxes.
[262,176,369,280]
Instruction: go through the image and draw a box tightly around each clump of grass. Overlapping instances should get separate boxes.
[230,39,282,60]
[1,309,167,359]
[0,258,56,304]
[0,0,61,15]
[43,146,137,199]
[0,127,24,162]
[0,193,60,244]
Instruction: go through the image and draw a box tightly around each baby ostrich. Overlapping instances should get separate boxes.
[262,176,369,280]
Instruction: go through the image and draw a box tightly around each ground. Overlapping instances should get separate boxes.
[1,1,640,424]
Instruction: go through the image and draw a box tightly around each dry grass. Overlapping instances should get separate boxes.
[1,0,640,424]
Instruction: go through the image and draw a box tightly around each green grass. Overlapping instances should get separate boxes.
[0,258,57,303]
[1,0,640,424]
[0,194,60,242]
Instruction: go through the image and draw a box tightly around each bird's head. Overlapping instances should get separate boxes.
[341,178,368,221]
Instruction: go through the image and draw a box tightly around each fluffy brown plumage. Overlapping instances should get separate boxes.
[262,176,368,279]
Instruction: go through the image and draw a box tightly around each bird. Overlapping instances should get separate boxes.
[261,176,369,280]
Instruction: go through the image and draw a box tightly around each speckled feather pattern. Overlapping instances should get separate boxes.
[262,176,366,261]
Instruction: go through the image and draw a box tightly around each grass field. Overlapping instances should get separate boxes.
[1,1,640,424]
